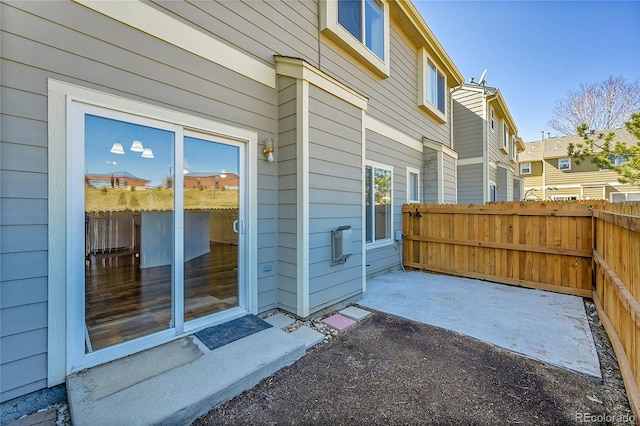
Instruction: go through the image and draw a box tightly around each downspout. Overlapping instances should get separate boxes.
[450,85,464,203]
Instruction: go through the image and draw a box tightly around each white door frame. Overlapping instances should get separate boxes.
[47,80,258,379]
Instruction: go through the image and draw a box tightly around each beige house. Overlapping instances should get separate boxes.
[519,128,640,201]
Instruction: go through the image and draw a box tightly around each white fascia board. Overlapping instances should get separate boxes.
[422,138,458,159]
[365,116,422,152]
[74,0,276,88]
[276,57,368,111]
[457,157,483,166]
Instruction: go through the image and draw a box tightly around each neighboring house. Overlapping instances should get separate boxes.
[0,0,464,408]
[519,128,640,201]
[452,82,525,203]
[184,173,239,190]
[84,171,150,189]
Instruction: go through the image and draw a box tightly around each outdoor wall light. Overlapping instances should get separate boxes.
[110,142,125,154]
[263,138,275,162]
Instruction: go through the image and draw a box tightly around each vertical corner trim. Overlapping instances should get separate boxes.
[296,80,310,317]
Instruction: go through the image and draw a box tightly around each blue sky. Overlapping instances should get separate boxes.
[413,0,640,142]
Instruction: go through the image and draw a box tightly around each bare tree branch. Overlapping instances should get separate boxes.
[548,75,640,135]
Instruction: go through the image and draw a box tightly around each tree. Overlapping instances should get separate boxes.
[548,75,640,135]
[568,113,640,185]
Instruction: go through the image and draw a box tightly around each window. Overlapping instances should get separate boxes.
[365,162,393,245]
[552,195,578,201]
[611,192,640,202]
[502,122,509,153]
[489,182,497,202]
[558,158,571,170]
[520,162,531,174]
[320,0,390,77]
[338,0,384,60]
[407,167,420,203]
[418,48,447,122]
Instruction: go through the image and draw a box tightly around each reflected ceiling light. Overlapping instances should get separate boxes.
[183,169,189,174]
[130,140,144,152]
[141,148,155,158]
[220,169,227,179]
[110,143,125,154]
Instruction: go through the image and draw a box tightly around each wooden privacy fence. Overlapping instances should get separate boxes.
[402,201,605,297]
[592,202,640,419]
[402,200,640,419]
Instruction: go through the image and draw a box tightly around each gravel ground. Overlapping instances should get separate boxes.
[194,300,635,425]
[16,299,632,425]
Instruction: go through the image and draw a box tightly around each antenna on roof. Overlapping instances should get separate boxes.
[479,69,487,86]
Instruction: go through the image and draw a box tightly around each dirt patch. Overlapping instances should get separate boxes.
[194,301,634,425]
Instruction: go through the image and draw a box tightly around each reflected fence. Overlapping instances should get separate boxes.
[403,200,640,419]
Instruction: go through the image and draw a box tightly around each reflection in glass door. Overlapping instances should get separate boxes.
[183,136,240,322]
[84,115,175,351]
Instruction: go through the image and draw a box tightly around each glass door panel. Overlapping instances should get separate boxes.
[183,136,240,321]
[84,115,175,351]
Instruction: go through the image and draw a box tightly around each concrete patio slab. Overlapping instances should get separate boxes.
[359,271,601,378]
[289,326,326,348]
[67,327,305,426]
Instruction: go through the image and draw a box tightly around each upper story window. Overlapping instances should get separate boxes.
[418,48,447,122]
[558,157,571,170]
[338,0,384,60]
[520,162,531,174]
[501,122,509,153]
[320,0,390,77]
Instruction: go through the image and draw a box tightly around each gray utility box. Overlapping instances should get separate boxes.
[331,225,353,265]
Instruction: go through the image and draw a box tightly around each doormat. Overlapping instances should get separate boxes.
[195,315,273,351]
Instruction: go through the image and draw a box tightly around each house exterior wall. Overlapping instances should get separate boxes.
[452,89,483,158]
[452,86,519,204]
[0,0,463,406]
[307,86,363,313]
[1,0,279,403]
[276,76,299,314]
[522,157,640,201]
[457,164,483,204]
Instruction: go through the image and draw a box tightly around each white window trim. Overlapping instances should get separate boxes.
[319,0,390,78]
[611,192,640,202]
[558,157,571,170]
[501,121,509,154]
[365,160,394,249]
[47,79,258,379]
[418,47,447,123]
[489,181,497,202]
[406,166,420,203]
[520,162,531,175]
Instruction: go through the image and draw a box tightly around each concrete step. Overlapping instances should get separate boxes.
[67,327,306,426]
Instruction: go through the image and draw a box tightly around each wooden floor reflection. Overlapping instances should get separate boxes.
[85,242,238,351]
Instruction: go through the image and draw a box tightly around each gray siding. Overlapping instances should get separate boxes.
[497,167,509,202]
[366,131,421,276]
[1,0,461,403]
[320,21,452,147]
[1,0,279,402]
[442,155,457,204]
[308,86,363,313]
[423,150,439,204]
[452,90,484,158]
[457,164,484,204]
[276,76,298,314]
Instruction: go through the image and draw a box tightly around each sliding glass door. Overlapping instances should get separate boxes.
[79,107,244,357]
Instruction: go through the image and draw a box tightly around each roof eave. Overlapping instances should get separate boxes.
[394,0,465,86]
